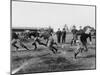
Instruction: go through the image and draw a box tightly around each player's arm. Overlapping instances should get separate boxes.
[88,33,92,41]
[88,33,92,44]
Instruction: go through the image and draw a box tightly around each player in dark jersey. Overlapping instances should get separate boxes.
[32,37,47,50]
[11,32,19,50]
[12,31,30,50]
[31,31,50,50]
[74,27,92,59]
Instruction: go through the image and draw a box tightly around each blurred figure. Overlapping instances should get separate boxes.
[47,34,58,54]
[56,28,62,43]
[71,25,78,45]
[18,32,30,50]
[12,31,30,50]
[74,27,92,59]
[62,28,66,43]
[32,36,47,50]
[78,26,84,34]
[64,24,69,32]
[48,26,54,34]
[11,32,19,50]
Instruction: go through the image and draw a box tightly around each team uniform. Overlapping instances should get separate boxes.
[12,32,30,50]
[12,32,19,50]
[80,33,91,51]
[74,32,92,59]
[47,36,58,54]
[18,32,30,50]
[32,37,47,50]
[71,29,78,45]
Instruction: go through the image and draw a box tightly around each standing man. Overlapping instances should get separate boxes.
[56,28,62,43]
[62,28,66,43]
[71,25,78,45]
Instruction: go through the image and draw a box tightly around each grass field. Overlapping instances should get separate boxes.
[11,33,96,74]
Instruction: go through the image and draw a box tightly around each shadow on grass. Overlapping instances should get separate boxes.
[76,54,96,59]
[43,56,71,64]
[16,56,84,74]
[12,55,33,62]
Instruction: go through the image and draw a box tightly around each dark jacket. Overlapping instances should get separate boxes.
[62,30,66,38]
[12,32,18,40]
[71,29,78,35]
[56,31,62,37]
[80,32,91,43]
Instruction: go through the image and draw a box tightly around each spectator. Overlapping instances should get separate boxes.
[56,28,62,43]
[62,28,66,43]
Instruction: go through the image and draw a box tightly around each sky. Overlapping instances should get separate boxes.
[12,1,95,31]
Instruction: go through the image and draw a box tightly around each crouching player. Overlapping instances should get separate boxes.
[11,32,19,50]
[74,27,92,59]
[32,36,47,50]
[17,32,30,50]
[47,34,58,54]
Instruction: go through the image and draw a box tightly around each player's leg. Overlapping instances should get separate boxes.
[19,41,29,50]
[36,38,47,46]
[74,48,80,59]
[52,46,58,53]
[53,42,58,46]
[71,39,73,46]
[82,41,88,52]
[12,39,19,50]
[32,42,37,50]
[84,43,88,51]
[49,47,56,54]
[74,43,81,59]
[45,39,48,45]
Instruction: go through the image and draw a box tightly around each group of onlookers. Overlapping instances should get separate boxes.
[56,28,66,43]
